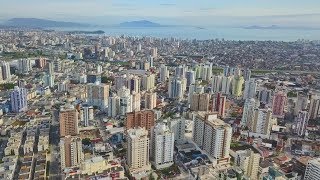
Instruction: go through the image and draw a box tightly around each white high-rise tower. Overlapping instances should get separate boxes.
[150,123,174,169]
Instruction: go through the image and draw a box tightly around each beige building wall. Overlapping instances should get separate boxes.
[127,128,151,172]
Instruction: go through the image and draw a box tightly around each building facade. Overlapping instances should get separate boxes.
[304,158,320,180]
[167,116,186,142]
[127,128,151,172]
[126,110,155,132]
[145,91,157,110]
[272,91,287,118]
[108,94,120,117]
[193,112,232,164]
[295,111,309,136]
[118,87,133,116]
[10,86,28,113]
[150,123,174,169]
[212,92,226,118]
[243,78,257,100]
[60,136,84,169]
[87,82,109,111]
[309,95,320,120]
[190,93,210,111]
[59,105,79,137]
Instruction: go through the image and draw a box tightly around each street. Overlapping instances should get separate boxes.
[49,110,62,180]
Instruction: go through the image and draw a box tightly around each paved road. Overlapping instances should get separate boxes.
[49,110,62,180]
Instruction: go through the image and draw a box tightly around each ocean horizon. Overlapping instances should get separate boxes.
[53,26,320,42]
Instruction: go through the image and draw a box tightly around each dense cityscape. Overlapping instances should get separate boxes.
[0,27,320,180]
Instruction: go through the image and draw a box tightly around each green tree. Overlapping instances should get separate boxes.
[101,76,114,83]
[287,91,297,97]
[82,138,91,146]
[149,174,155,180]
[0,83,15,90]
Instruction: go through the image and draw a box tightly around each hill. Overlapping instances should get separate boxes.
[119,20,162,27]
[4,18,89,28]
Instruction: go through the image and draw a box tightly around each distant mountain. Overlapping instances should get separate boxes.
[119,20,162,27]
[4,18,89,28]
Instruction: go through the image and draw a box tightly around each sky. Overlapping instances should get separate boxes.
[0,0,320,27]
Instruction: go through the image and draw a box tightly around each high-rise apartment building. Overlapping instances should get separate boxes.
[186,70,195,87]
[0,68,3,82]
[304,158,320,180]
[35,58,47,69]
[132,91,141,112]
[145,91,157,110]
[114,74,127,91]
[96,64,102,74]
[78,74,87,84]
[127,75,141,93]
[272,91,287,118]
[47,61,54,74]
[295,111,309,136]
[58,80,69,92]
[150,123,174,169]
[148,55,154,68]
[126,110,155,132]
[199,64,212,81]
[1,61,11,80]
[10,86,28,113]
[87,82,109,111]
[232,76,244,97]
[212,75,222,93]
[258,88,273,105]
[190,93,200,111]
[43,73,55,87]
[223,66,234,76]
[159,64,169,83]
[241,98,257,127]
[243,68,251,81]
[193,112,232,164]
[118,87,133,116]
[59,105,79,137]
[188,84,196,103]
[108,94,120,117]
[251,108,273,135]
[79,104,94,127]
[175,65,186,78]
[142,73,155,91]
[309,95,320,120]
[195,64,201,79]
[53,59,63,72]
[235,149,260,180]
[221,76,233,95]
[243,79,257,100]
[168,77,187,99]
[60,136,84,169]
[17,59,32,74]
[190,93,210,111]
[212,93,226,118]
[150,47,157,57]
[127,128,151,172]
[233,67,242,77]
[137,43,142,52]
[167,116,186,142]
[294,93,309,116]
